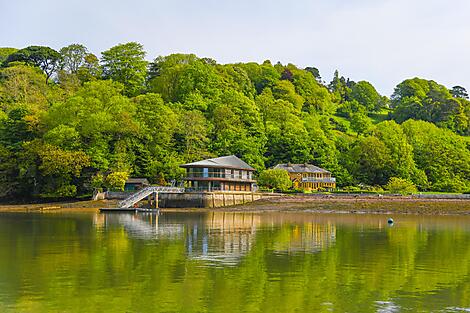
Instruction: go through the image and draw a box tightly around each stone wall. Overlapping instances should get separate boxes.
[159,192,278,208]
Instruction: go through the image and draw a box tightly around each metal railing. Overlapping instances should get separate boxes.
[301,177,336,183]
[118,186,184,208]
[185,173,253,180]
[185,187,252,192]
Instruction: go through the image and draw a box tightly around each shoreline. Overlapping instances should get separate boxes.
[0,195,469,215]
[225,195,470,215]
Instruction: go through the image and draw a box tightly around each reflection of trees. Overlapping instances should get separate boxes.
[0,213,469,312]
[102,213,184,240]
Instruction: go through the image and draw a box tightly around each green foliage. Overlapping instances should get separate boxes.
[0,43,469,199]
[101,42,148,96]
[105,171,129,191]
[0,47,18,66]
[402,120,470,192]
[5,46,61,83]
[350,112,372,135]
[350,81,382,111]
[59,44,88,74]
[385,177,418,195]
[391,78,469,135]
[257,169,292,190]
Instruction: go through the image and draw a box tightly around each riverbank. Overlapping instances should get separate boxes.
[0,195,469,215]
[0,200,118,213]
[227,195,470,215]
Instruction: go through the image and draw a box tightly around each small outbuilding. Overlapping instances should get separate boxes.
[124,178,150,192]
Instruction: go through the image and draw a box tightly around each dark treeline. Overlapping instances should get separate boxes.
[0,43,469,198]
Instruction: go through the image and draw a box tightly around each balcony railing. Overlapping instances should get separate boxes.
[185,187,253,192]
[185,172,253,180]
[301,177,336,183]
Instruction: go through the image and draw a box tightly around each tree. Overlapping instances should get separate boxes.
[373,121,418,182]
[385,177,417,195]
[304,66,322,83]
[257,169,292,190]
[450,86,468,99]
[350,81,382,111]
[391,78,468,134]
[350,112,372,135]
[0,47,18,66]
[6,46,61,83]
[176,110,210,162]
[348,136,391,185]
[101,42,148,96]
[105,171,129,191]
[76,53,102,82]
[59,44,88,73]
[0,64,49,109]
[402,120,470,192]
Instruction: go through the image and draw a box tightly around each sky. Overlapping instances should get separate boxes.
[1,0,470,95]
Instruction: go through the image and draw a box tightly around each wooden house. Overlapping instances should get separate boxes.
[180,155,256,192]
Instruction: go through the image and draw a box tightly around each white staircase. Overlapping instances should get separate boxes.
[118,186,184,208]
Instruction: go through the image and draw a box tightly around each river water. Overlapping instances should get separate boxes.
[0,211,469,312]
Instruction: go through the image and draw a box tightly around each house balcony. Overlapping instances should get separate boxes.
[301,177,336,183]
[184,173,255,182]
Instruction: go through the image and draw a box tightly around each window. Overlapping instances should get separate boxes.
[203,168,209,178]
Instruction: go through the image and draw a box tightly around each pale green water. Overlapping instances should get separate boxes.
[0,211,469,313]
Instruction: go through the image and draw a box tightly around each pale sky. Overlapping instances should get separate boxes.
[2,0,470,95]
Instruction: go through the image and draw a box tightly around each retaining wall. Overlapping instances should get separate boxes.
[159,192,279,208]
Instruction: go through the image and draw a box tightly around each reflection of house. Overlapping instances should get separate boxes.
[272,223,336,253]
[124,178,149,192]
[274,163,336,191]
[186,212,261,265]
[181,155,256,192]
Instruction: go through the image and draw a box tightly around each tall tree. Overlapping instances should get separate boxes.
[6,46,61,83]
[450,86,469,99]
[350,81,382,111]
[0,47,18,66]
[101,42,148,96]
[59,44,88,74]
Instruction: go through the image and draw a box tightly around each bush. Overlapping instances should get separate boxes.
[384,177,417,195]
[105,172,129,191]
[257,169,292,191]
[342,186,362,192]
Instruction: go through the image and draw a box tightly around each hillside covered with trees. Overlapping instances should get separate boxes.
[0,43,469,199]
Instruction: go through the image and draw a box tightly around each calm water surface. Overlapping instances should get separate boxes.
[0,211,469,313]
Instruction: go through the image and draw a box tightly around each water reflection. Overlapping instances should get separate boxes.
[101,213,184,239]
[0,211,469,312]
[102,212,340,265]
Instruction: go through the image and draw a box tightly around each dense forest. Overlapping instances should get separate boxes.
[0,42,469,198]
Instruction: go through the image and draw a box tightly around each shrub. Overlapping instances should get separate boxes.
[105,172,129,191]
[384,177,417,195]
[257,169,292,191]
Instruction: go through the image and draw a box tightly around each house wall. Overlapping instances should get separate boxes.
[289,172,336,191]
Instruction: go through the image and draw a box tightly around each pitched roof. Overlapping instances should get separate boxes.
[180,155,255,171]
[273,163,330,174]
